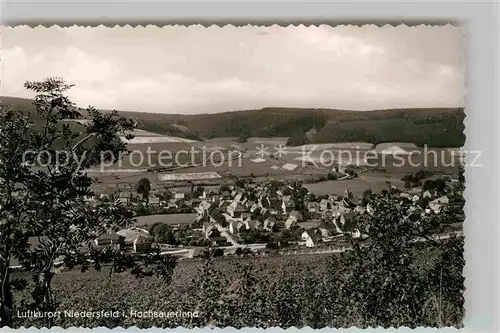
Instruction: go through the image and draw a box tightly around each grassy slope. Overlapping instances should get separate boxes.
[1,96,465,147]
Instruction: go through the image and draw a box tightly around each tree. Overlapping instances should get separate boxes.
[235,178,246,188]
[361,189,373,206]
[211,208,225,224]
[266,241,279,250]
[0,78,177,327]
[212,248,224,258]
[193,186,205,198]
[136,178,151,202]
[291,182,308,212]
[157,190,173,202]
[165,230,177,246]
[237,134,249,143]
[423,179,447,195]
[327,173,337,181]
[337,191,464,327]
[286,131,308,146]
[458,166,465,183]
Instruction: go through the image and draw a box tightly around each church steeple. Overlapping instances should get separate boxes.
[344,185,352,199]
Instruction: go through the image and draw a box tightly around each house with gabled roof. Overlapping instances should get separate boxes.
[342,197,357,209]
[366,203,375,216]
[263,216,277,231]
[322,210,334,220]
[133,234,152,253]
[289,210,303,221]
[285,211,303,229]
[423,190,432,198]
[244,219,261,231]
[117,197,128,204]
[334,205,352,216]
[282,196,294,214]
[320,198,334,211]
[260,208,271,219]
[174,192,185,201]
[318,222,333,238]
[203,222,219,238]
[307,202,321,212]
[351,229,361,239]
[234,192,244,203]
[196,200,213,215]
[302,230,321,248]
[227,201,247,219]
[229,220,244,234]
[94,230,120,248]
[148,196,160,205]
[285,217,297,229]
[329,194,340,201]
[428,195,449,214]
[250,203,260,213]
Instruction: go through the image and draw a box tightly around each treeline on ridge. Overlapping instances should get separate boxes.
[0,97,465,147]
[107,106,466,148]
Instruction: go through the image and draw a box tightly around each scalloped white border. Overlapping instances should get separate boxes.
[1,1,499,331]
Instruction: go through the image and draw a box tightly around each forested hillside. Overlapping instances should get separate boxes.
[1,97,465,147]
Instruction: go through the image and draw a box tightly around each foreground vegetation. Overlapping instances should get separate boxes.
[12,235,463,328]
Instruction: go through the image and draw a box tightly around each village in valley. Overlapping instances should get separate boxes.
[93,159,465,259]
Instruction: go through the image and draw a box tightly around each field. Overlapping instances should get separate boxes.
[87,132,462,196]
[303,173,406,197]
[134,213,198,228]
[157,172,222,181]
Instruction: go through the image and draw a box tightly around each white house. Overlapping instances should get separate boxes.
[282,196,294,214]
[302,231,320,247]
[366,203,375,215]
[263,217,277,231]
[301,230,311,241]
[320,199,333,211]
[196,200,213,215]
[149,196,160,205]
[285,211,303,229]
[229,220,244,234]
[289,210,303,221]
[429,195,450,214]
[174,192,185,201]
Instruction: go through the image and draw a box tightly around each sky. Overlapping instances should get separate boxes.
[1,24,465,114]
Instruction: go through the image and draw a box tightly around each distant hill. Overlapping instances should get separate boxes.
[0,96,465,147]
